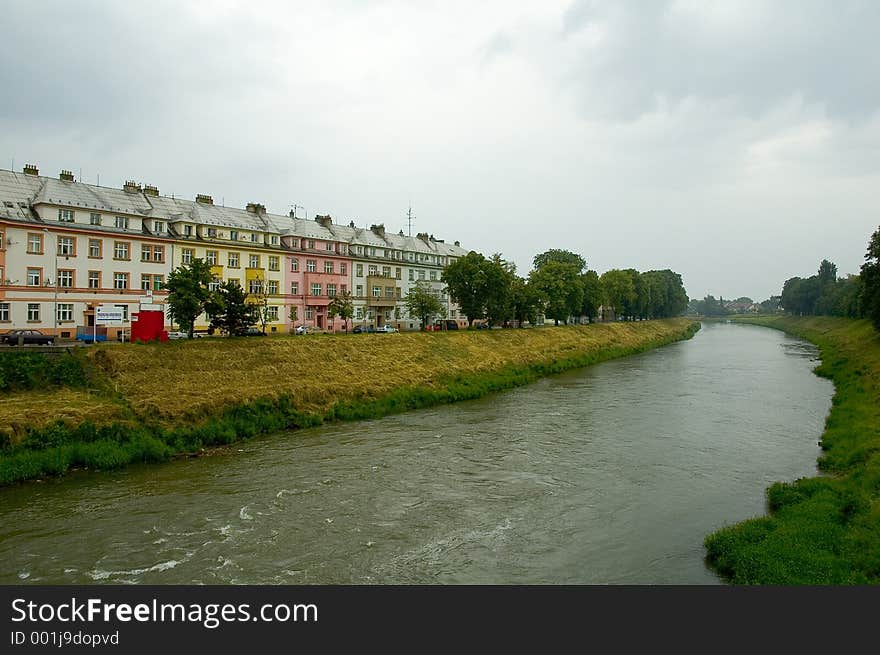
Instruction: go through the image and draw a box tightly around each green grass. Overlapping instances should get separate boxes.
[0,319,699,486]
[704,315,880,584]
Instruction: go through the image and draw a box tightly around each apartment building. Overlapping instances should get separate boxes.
[0,164,469,336]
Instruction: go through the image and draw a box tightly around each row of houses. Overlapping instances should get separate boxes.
[0,165,470,338]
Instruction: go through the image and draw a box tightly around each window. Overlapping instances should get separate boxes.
[356,264,363,277]
[356,246,362,255]
[368,265,377,276]
[290,282,299,295]
[340,263,347,275]
[88,271,100,289]
[305,307,314,320]
[115,216,129,229]
[370,248,376,257]
[207,227,217,238]
[324,261,333,274]
[228,252,240,268]
[57,303,73,322]
[266,306,279,321]
[409,270,414,281]
[153,246,164,262]
[182,248,194,264]
[205,251,217,265]
[249,279,263,294]
[327,284,337,297]
[58,270,73,288]
[249,254,260,268]
[372,286,381,297]
[382,266,391,277]
[230,230,239,241]
[430,271,437,281]
[27,233,43,254]
[58,209,74,222]
[307,240,315,249]
[269,256,279,271]
[311,283,321,296]
[141,245,152,262]
[306,260,316,273]
[385,286,394,298]
[0,303,9,322]
[267,280,279,295]
[270,235,279,245]
[27,268,41,286]
[184,225,193,237]
[209,276,221,292]
[58,237,74,256]
[396,267,401,280]
[114,242,130,260]
[114,273,129,289]
[356,285,363,297]
[89,239,101,258]
[418,270,426,280]
[408,252,414,261]
[251,233,259,243]
[326,242,333,251]
[341,284,347,294]
[115,305,129,321]
[396,287,402,299]
[153,221,165,233]
[90,213,101,226]
[27,304,40,322]
[141,274,152,291]
[291,239,299,248]
[356,307,363,319]
[153,275,164,291]
[290,259,299,272]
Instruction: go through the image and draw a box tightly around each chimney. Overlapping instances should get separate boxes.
[59,170,74,182]
[315,214,333,228]
[454,241,460,247]
[398,230,404,236]
[417,232,429,241]
[23,164,39,176]
[246,202,266,214]
[123,180,141,193]
[370,223,386,237]
[348,221,355,228]
[289,209,295,218]
[143,184,159,197]
[196,194,213,205]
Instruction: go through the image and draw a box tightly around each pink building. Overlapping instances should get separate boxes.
[282,217,352,333]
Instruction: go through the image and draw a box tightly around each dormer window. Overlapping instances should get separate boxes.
[270,235,279,245]
[251,233,259,243]
[153,220,165,233]
[115,216,128,229]
[230,230,239,241]
[184,225,193,237]
[58,209,74,222]
[207,227,217,238]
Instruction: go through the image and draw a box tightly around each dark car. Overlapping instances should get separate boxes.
[352,325,375,334]
[2,329,55,345]
[236,327,267,337]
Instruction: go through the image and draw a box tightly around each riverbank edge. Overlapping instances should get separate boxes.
[0,320,700,487]
[704,315,880,584]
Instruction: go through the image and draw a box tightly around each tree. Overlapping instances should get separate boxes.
[580,270,603,322]
[818,259,838,285]
[204,280,258,336]
[328,290,355,331]
[510,277,542,327]
[861,225,880,330]
[529,261,584,325]
[442,252,513,326]
[600,269,636,320]
[532,249,587,273]
[484,254,516,326]
[249,274,274,335]
[404,281,444,329]
[163,258,214,338]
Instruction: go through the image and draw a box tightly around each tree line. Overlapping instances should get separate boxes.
[441,248,689,327]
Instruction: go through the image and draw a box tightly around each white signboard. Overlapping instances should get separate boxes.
[96,305,125,325]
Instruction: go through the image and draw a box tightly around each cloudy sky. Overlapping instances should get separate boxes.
[2,0,878,300]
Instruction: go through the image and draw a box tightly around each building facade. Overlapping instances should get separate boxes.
[0,165,468,337]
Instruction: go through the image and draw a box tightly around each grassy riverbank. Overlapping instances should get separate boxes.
[704,315,880,584]
[0,318,698,486]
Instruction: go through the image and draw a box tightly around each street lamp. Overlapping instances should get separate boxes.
[42,229,57,335]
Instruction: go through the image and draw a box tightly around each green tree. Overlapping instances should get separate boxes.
[580,270,603,321]
[404,281,444,329]
[510,277,542,327]
[861,226,880,330]
[163,258,214,338]
[532,249,587,273]
[484,254,516,326]
[529,261,584,325]
[204,280,258,336]
[328,290,355,331]
[442,252,513,326]
[600,269,636,320]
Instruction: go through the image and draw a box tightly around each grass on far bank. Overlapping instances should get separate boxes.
[0,319,698,486]
[704,315,880,584]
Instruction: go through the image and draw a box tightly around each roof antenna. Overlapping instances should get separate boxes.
[407,205,415,237]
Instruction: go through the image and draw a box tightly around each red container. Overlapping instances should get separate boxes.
[131,310,169,342]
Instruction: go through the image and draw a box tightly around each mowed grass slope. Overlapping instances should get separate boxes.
[705,315,880,584]
[90,318,697,422]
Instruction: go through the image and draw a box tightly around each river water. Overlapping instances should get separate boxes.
[0,322,833,584]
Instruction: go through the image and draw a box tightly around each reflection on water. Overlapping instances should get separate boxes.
[0,322,832,584]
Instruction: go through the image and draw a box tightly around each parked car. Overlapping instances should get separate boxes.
[167,331,189,339]
[1,329,55,345]
[295,325,309,335]
[474,322,490,330]
[237,327,267,336]
[352,325,376,334]
[375,325,398,333]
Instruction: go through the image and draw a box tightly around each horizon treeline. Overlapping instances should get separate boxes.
[441,248,689,326]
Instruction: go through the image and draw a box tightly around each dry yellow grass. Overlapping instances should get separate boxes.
[0,388,128,443]
[86,318,695,422]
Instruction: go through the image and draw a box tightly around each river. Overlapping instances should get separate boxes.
[0,322,833,584]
